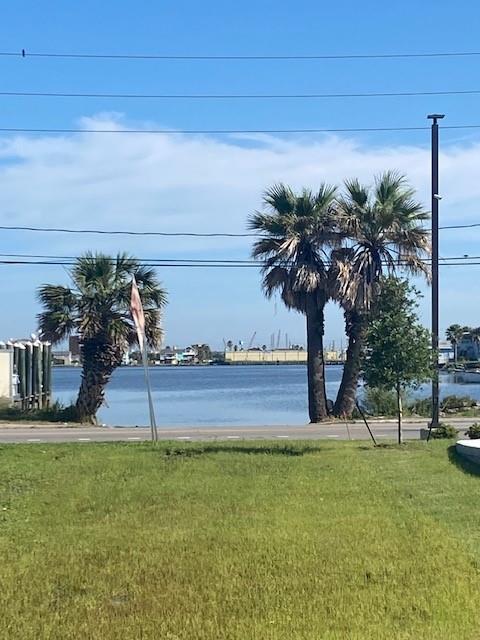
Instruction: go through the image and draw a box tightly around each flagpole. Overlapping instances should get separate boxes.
[141,336,158,442]
[131,275,158,443]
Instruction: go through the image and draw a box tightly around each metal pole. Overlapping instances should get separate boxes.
[427,113,445,436]
[355,400,377,446]
[141,336,158,441]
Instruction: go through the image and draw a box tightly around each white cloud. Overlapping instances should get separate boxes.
[0,113,479,345]
[0,114,478,236]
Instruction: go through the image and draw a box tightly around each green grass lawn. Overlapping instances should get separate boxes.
[1,440,480,639]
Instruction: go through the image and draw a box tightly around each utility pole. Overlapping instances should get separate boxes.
[427,113,445,432]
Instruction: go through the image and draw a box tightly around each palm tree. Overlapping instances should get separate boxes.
[38,253,167,423]
[332,172,430,417]
[249,183,338,422]
[445,324,464,365]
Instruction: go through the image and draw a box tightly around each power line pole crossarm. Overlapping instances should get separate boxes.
[427,113,445,435]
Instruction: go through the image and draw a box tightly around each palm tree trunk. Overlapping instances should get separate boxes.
[76,338,123,424]
[333,310,367,417]
[306,293,329,422]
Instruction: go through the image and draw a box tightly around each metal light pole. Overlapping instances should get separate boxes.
[428,113,444,433]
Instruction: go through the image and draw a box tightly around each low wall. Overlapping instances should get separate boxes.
[0,350,12,400]
[456,440,480,464]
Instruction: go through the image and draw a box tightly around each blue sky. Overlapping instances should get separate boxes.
[1,0,480,349]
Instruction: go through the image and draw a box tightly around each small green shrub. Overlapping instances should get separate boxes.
[408,395,478,417]
[429,423,458,439]
[408,397,431,417]
[464,423,480,439]
[362,387,399,417]
[441,395,477,411]
[0,400,79,423]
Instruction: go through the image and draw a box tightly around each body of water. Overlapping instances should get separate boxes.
[52,365,480,427]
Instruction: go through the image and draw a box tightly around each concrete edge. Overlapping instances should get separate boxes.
[456,439,480,464]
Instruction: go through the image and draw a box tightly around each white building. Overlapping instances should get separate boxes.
[0,344,13,400]
[438,340,454,366]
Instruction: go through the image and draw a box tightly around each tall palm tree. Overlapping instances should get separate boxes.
[38,253,167,423]
[445,324,464,366]
[332,172,430,417]
[249,183,338,422]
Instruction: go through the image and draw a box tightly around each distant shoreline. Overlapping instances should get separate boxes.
[52,361,345,368]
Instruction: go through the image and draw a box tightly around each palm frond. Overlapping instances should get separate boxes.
[247,211,289,237]
[262,183,296,215]
[250,182,340,314]
[262,266,289,299]
[314,183,338,209]
[374,170,407,205]
[334,172,430,311]
[37,310,76,344]
[343,179,369,208]
[37,284,78,343]
[251,236,284,260]
[38,253,167,351]
[72,252,115,293]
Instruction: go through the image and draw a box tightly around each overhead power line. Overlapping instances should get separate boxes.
[2,49,480,61]
[0,259,262,267]
[2,252,480,263]
[0,259,478,268]
[3,89,480,100]
[437,222,480,230]
[0,221,478,238]
[0,252,264,264]
[0,224,257,237]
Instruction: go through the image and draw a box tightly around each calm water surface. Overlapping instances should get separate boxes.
[52,365,479,427]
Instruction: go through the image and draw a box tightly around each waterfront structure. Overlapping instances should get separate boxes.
[52,350,73,366]
[0,343,12,398]
[179,346,197,364]
[457,333,480,361]
[438,340,454,366]
[154,345,205,365]
[225,347,345,365]
[160,347,184,365]
[0,340,52,407]
[225,349,307,364]
[224,349,306,364]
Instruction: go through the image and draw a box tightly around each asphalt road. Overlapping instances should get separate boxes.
[0,418,472,443]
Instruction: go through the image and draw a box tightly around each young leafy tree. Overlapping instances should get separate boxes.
[249,183,338,422]
[332,172,430,418]
[362,278,432,444]
[38,253,167,424]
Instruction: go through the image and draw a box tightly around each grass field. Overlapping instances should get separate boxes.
[1,440,480,639]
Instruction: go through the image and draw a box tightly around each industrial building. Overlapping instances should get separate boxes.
[224,348,345,364]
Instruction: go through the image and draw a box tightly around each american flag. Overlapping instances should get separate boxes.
[130,276,146,351]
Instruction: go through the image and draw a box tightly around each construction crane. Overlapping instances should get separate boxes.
[247,331,257,350]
